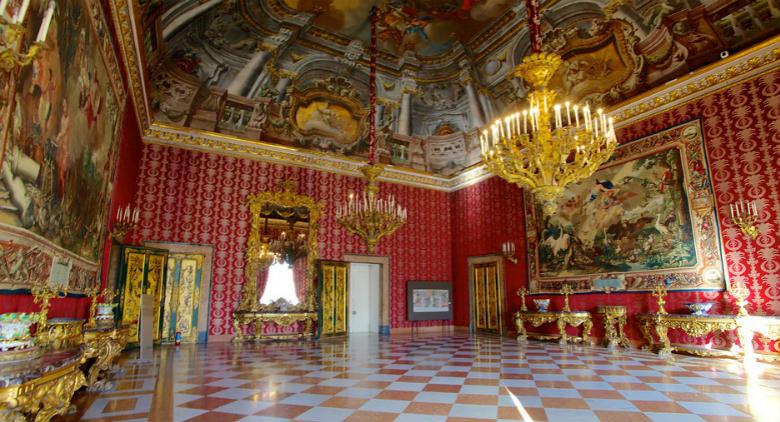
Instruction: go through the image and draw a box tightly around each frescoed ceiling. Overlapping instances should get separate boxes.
[277,0,514,57]
[136,0,780,177]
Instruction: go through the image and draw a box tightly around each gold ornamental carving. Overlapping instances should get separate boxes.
[237,180,322,313]
[597,305,630,350]
[232,311,317,342]
[0,359,86,422]
[82,328,129,392]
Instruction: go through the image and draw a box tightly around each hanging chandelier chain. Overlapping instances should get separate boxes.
[336,6,407,253]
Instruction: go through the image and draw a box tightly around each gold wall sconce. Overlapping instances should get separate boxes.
[111,204,140,242]
[730,199,759,239]
[0,0,55,71]
[502,241,517,264]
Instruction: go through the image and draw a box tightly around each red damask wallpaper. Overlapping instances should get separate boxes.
[128,147,452,336]
[452,70,780,353]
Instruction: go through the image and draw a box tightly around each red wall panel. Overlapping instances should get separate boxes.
[129,146,453,335]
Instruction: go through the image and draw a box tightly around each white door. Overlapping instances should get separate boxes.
[349,263,381,333]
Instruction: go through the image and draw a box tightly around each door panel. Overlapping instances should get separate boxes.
[161,254,204,343]
[320,260,349,337]
[117,246,168,343]
[472,261,502,335]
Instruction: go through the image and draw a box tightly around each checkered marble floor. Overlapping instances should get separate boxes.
[66,333,780,422]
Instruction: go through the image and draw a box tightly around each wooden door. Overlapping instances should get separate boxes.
[319,260,349,337]
[472,262,502,334]
[117,246,168,343]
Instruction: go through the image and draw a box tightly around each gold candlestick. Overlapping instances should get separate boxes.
[731,284,750,317]
[517,288,528,312]
[102,288,118,304]
[31,282,68,342]
[651,283,668,315]
[730,200,759,240]
[560,284,573,312]
[85,286,100,328]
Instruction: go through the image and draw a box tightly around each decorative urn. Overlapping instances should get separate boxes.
[533,299,551,313]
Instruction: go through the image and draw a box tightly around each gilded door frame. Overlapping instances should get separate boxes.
[467,254,505,336]
[342,254,391,335]
[145,242,214,343]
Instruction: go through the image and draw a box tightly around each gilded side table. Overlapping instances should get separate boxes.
[513,311,594,346]
[0,348,86,422]
[637,313,740,358]
[82,326,130,392]
[596,306,630,350]
[232,311,317,341]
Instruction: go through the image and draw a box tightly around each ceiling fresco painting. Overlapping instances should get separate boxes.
[279,0,514,56]
[140,0,780,177]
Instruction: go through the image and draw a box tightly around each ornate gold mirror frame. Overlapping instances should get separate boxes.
[237,180,323,312]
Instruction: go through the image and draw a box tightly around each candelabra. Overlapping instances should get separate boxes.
[502,241,517,264]
[111,204,140,241]
[516,288,528,312]
[0,0,54,72]
[560,284,574,312]
[730,199,759,240]
[31,281,67,342]
[85,285,100,328]
[652,283,668,315]
[480,0,616,217]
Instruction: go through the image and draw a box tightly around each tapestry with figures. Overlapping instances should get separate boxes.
[526,120,726,294]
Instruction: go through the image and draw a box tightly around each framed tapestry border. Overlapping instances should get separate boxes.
[524,119,726,294]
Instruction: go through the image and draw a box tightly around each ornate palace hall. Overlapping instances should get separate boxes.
[1,0,780,421]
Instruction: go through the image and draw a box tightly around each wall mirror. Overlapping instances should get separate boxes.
[237,180,322,313]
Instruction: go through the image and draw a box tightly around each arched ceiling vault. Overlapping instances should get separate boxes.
[133,0,780,178]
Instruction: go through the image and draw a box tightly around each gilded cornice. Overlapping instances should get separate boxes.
[610,35,780,126]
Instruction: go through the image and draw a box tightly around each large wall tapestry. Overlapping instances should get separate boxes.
[526,120,726,293]
[0,0,125,292]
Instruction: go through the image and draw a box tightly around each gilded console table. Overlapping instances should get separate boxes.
[82,326,130,391]
[597,306,630,350]
[513,311,594,346]
[0,348,86,422]
[232,311,317,342]
[637,313,780,360]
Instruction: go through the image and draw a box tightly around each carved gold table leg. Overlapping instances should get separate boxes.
[304,317,314,338]
[603,314,618,350]
[639,318,655,351]
[656,321,672,357]
[232,317,244,342]
[514,312,528,343]
[582,319,594,346]
[557,319,568,346]
[84,337,123,392]
[737,324,755,363]
[617,315,630,348]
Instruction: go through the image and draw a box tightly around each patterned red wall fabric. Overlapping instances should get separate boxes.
[450,177,526,330]
[451,70,780,353]
[129,147,452,335]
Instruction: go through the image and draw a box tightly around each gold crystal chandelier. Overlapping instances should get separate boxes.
[480,0,617,216]
[337,7,407,253]
[270,223,308,266]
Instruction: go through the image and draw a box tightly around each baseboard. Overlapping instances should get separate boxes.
[207,334,233,343]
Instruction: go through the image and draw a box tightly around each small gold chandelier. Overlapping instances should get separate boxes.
[337,164,407,253]
[480,0,617,216]
[337,7,407,253]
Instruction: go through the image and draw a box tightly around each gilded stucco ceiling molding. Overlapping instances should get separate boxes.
[610,35,780,127]
[109,0,151,130]
[142,125,455,191]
